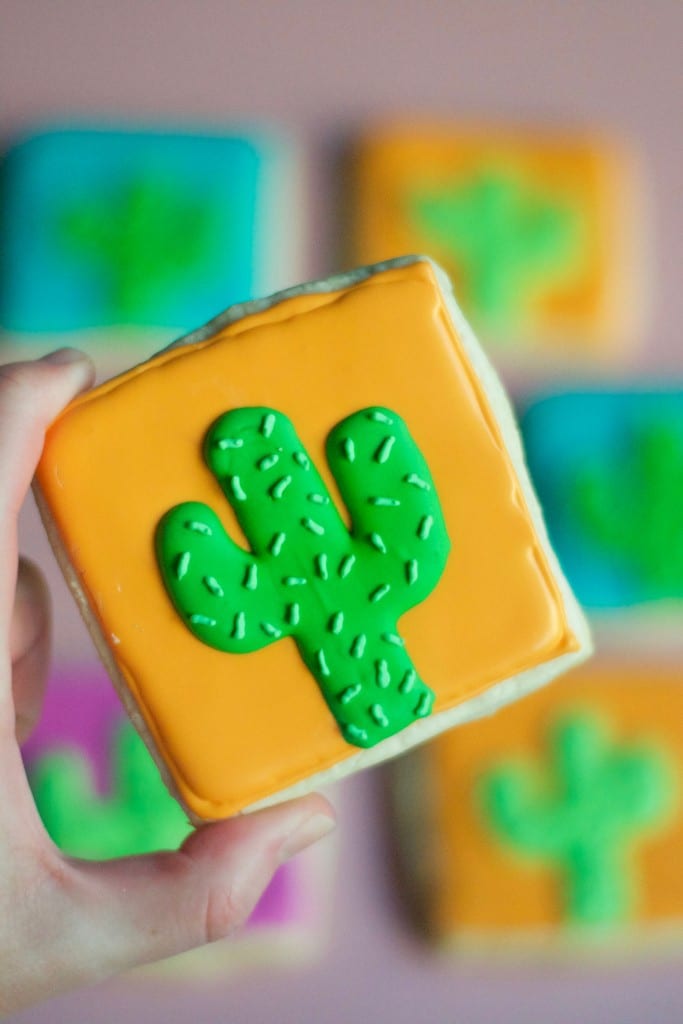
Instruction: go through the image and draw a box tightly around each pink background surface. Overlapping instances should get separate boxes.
[2,2,683,1021]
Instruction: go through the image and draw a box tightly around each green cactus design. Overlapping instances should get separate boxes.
[408,168,581,328]
[56,174,222,320]
[478,712,675,925]
[571,421,683,597]
[29,723,191,859]
[156,406,450,749]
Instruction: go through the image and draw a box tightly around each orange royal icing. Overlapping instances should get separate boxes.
[354,124,641,354]
[36,260,578,819]
[422,662,683,941]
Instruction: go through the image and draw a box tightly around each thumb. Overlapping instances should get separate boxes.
[60,794,334,983]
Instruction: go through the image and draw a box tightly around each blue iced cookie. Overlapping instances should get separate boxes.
[0,124,300,336]
[521,389,683,609]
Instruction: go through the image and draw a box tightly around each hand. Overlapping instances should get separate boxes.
[0,350,335,1014]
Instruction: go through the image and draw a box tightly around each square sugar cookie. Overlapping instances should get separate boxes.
[392,662,683,952]
[35,256,590,821]
[522,389,683,613]
[353,123,646,360]
[22,664,329,975]
[0,124,302,366]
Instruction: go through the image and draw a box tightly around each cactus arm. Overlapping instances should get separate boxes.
[111,724,191,852]
[480,767,565,855]
[115,719,173,817]
[28,725,191,859]
[605,746,674,828]
[326,407,450,605]
[156,500,287,654]
[205,407,351,556]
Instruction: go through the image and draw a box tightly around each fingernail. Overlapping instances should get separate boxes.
[278,812,335,862]
[39,347,89,367]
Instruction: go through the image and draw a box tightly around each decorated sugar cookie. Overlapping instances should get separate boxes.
[22,665,329,974]
[392,663,683,948]
[0,124,301,366]
[522,389,683,610]
[34,256,590,821]
[354,124,645,357]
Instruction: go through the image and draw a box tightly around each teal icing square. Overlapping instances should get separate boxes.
[0,125,287,333]
[521,389,683,610]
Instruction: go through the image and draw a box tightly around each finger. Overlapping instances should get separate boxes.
[78,794,335,970]
[10,558,51,744]
[12,794,335,1007]
[0,350,95,631]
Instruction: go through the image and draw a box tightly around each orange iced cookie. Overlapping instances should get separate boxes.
[35,256,590,821]
[354,124,645,358]
[394,661,683,950]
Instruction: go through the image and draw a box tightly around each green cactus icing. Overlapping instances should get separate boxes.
[478,712,676,925]
[29,724,191,859]
[156,406,450,748]
[408,168,581,327]
[56,175,221,320]
[571,421,683,596]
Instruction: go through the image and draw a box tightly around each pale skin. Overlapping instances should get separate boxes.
[0,349,335,1014]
